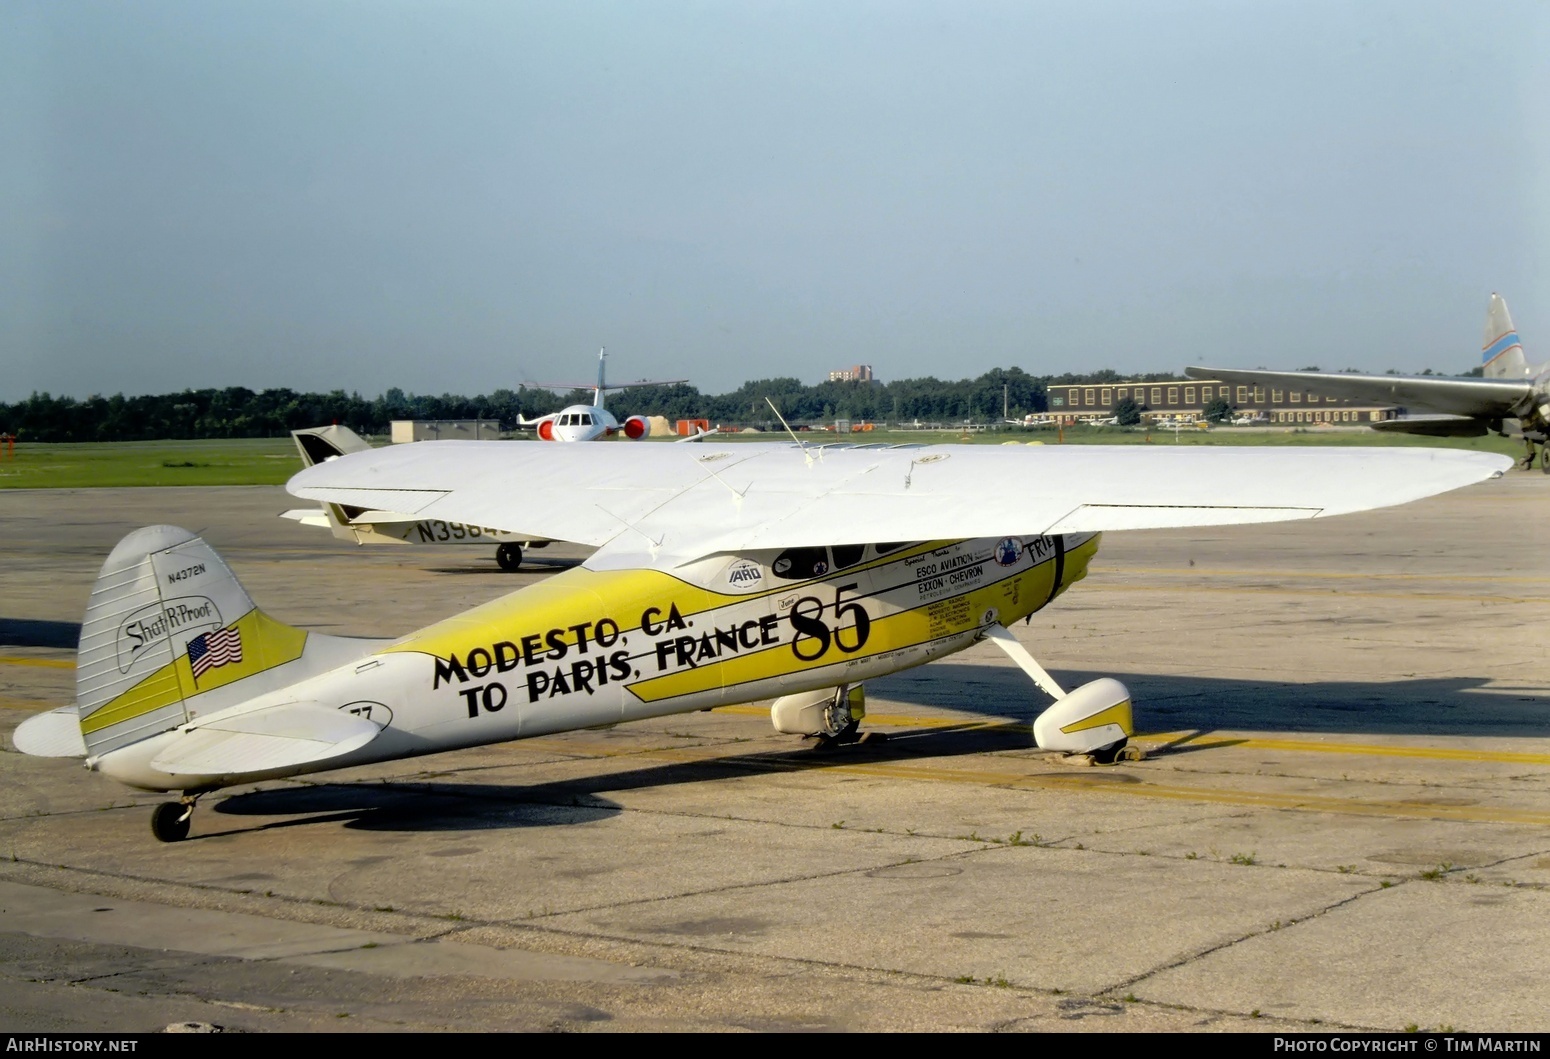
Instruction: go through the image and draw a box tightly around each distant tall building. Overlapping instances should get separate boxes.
[828,365,874,383]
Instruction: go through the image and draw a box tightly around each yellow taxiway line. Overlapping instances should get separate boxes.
[712,706,1550,765]
[0,656,74,670]
[554,734,1550,827]
[1111,567,1550,585]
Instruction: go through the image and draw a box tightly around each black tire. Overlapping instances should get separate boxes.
[496,543,523,571]
[1088,738,1128,765]
[151,802,191,843]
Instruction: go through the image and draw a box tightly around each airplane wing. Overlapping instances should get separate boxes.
[288,441,1509,567]
[1185,366,1531,419]
[1369,415,1491,438]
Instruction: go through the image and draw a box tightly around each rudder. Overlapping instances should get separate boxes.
[1481,293,1527,379]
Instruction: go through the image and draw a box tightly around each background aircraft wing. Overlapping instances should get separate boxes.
[1185,366,1531,419]
[289,441,1508,567]
[1369,415,1491,438]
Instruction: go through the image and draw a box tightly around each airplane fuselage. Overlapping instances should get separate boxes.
[94,533,1101,791]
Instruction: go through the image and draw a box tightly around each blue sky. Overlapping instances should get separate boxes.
[2,1,1545,400]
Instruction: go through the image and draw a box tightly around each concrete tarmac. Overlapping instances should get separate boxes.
[1,473,1547,1033]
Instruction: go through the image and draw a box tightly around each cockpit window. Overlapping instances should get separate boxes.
[771,546,830,581]
[831,544,865,569]
[580,414,593,425]
[874,542,919,556]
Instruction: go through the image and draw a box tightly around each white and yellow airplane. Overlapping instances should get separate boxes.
[518,349,688,442]
[13,441,1509,841]
[280,425,547,571]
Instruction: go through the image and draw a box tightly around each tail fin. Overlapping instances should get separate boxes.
[290,426,373,533]
[291,425,371,468]
[1481,293,1528,378]
[593,347,608,408]
[74,526,376,760]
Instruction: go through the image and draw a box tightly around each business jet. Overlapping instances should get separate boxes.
[14,440,1508,841]
[1189,294,1550,469]
[519,349,687,442]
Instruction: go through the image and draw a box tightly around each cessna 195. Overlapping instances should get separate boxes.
[519,348,688,442]
[280,424,547,571]
[13,441,1509,841]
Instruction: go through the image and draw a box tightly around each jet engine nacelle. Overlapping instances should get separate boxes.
[1032,678,1133,754]
[536,420,556,441]
[771,685,865,736]
[622,415,650,440]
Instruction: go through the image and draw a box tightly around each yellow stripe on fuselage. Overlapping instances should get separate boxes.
[79,609,308,736]
[386,536,1101,709]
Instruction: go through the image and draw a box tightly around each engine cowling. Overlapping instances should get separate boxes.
[622,415,650,440]
[536,419,556,441]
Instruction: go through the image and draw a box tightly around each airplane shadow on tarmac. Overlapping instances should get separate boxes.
[209,783,625,836]
[203,662,1549,837]
[868,662,1550,739]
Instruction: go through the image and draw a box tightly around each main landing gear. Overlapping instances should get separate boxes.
[981,624,1145,765]
[769,684,886,751]
[1515,439,1549,474]
[151,795,199,843]
[496,543,523,571]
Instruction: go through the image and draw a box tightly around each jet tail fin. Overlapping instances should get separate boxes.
[71,526,382,761]
[1482,293,1528,379]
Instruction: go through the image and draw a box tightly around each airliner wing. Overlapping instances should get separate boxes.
[1186,366,1531,419]
[289,441,1509,567]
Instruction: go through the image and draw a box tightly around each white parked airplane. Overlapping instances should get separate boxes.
[280,425,546,571]
[519,349,687,442]
[13,441,1508,840]
[1188,294,1550,469]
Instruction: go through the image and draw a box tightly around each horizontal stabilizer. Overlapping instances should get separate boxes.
[148,702,382,776]
[13,707,88,758]
[279,508,332,528]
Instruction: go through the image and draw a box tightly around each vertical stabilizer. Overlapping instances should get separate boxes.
[75,527,309,759]
[1481,293,1528,378]
[593,348,608,409]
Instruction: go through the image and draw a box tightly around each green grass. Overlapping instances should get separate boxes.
[0,439,304,489]
[0,426,1524,489]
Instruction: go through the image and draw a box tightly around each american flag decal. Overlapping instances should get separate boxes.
[187,626,242,680]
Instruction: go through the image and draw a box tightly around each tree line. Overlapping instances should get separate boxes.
[0,368,1190,443]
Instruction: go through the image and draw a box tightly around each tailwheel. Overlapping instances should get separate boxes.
[151,800,194,843]
[496,543,523,571]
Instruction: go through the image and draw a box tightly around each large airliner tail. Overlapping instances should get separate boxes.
[1482,293,1528,379]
